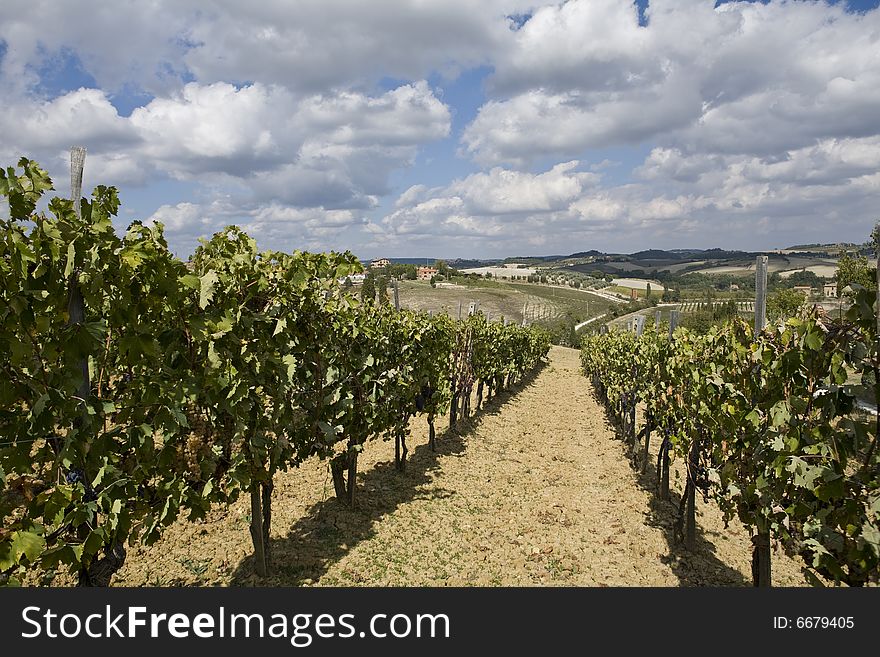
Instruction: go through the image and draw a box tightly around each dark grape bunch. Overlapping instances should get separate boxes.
[414,383,434,412]
[65,468,85,485]
[65,468,98,502]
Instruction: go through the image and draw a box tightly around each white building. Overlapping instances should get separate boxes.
[339,273,367,285]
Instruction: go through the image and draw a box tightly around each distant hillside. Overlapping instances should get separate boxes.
[665,248,755,259]
[449,258,501,269]
[391,246,841,279]
[565,250,604,259]
[629,249,686,260]
[784,242,858,251]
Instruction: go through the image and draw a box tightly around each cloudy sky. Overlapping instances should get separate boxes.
[2,0,879,259]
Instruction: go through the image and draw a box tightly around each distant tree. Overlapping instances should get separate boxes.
[361,271,376,303]
[342,277,353,289]
[430,275,437,288]
[646,283,652,298]
[433,259,449,275]
[376,273,388,298]
[835,253,874,296]
[767,288,806,322]
[484,272,492,279]
[782,270,821,288]
[388,263,418,280]
[540,275,548,284]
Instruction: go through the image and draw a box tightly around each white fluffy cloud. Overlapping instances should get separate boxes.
[0,0,531,94]
[381,131,880,256]
[2,0,879,255]
[0,80,450,244]
[0,0,191,95]
[637,137,880,191]
[464,0,880,165]
[377,161,601,251]
[0,2,459,250]
[147,199,362,254]
[179,0,532,92]
[444,161,599,215]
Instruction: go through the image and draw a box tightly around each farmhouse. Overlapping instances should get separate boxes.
[418,266,438,280]
[793,285,814,296]
[823,283,837,297]
[371,258,391,269]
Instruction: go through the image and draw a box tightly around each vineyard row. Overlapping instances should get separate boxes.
[0,159,551,585]
[581,301,879,587]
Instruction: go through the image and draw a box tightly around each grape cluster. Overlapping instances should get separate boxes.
[693,463,711,499]
[65,468,98,502]
[65,468,85,485]
[174,431,217,481]
[414,383,434,412]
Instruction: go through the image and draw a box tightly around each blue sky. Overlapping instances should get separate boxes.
[1,0,879,259]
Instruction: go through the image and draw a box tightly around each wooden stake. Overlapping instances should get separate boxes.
[70,146,86,219]
[249,483,268,577]
[669,310,679,341]
[752,530,772,587]
[67,147,89,429]
[755,255,768,333]
[685,439,698,549]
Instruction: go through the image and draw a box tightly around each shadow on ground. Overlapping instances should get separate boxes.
[597,404,749,587]
[230,366,545,586]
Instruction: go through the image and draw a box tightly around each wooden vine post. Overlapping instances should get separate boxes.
[640,414,652,474]
[65,146,127,585]
[752,254,771,586]
[754,255,768,334]
[668,309,679,340]
[633,318,644,443]
[656,310,678,500]
[684,431,699,549]
[640,313,657,474]
[68,146,89,418]
[876,231,880,336]
[248,473,270,577]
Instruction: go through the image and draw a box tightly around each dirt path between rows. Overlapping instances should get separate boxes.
[114,346,808,587]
